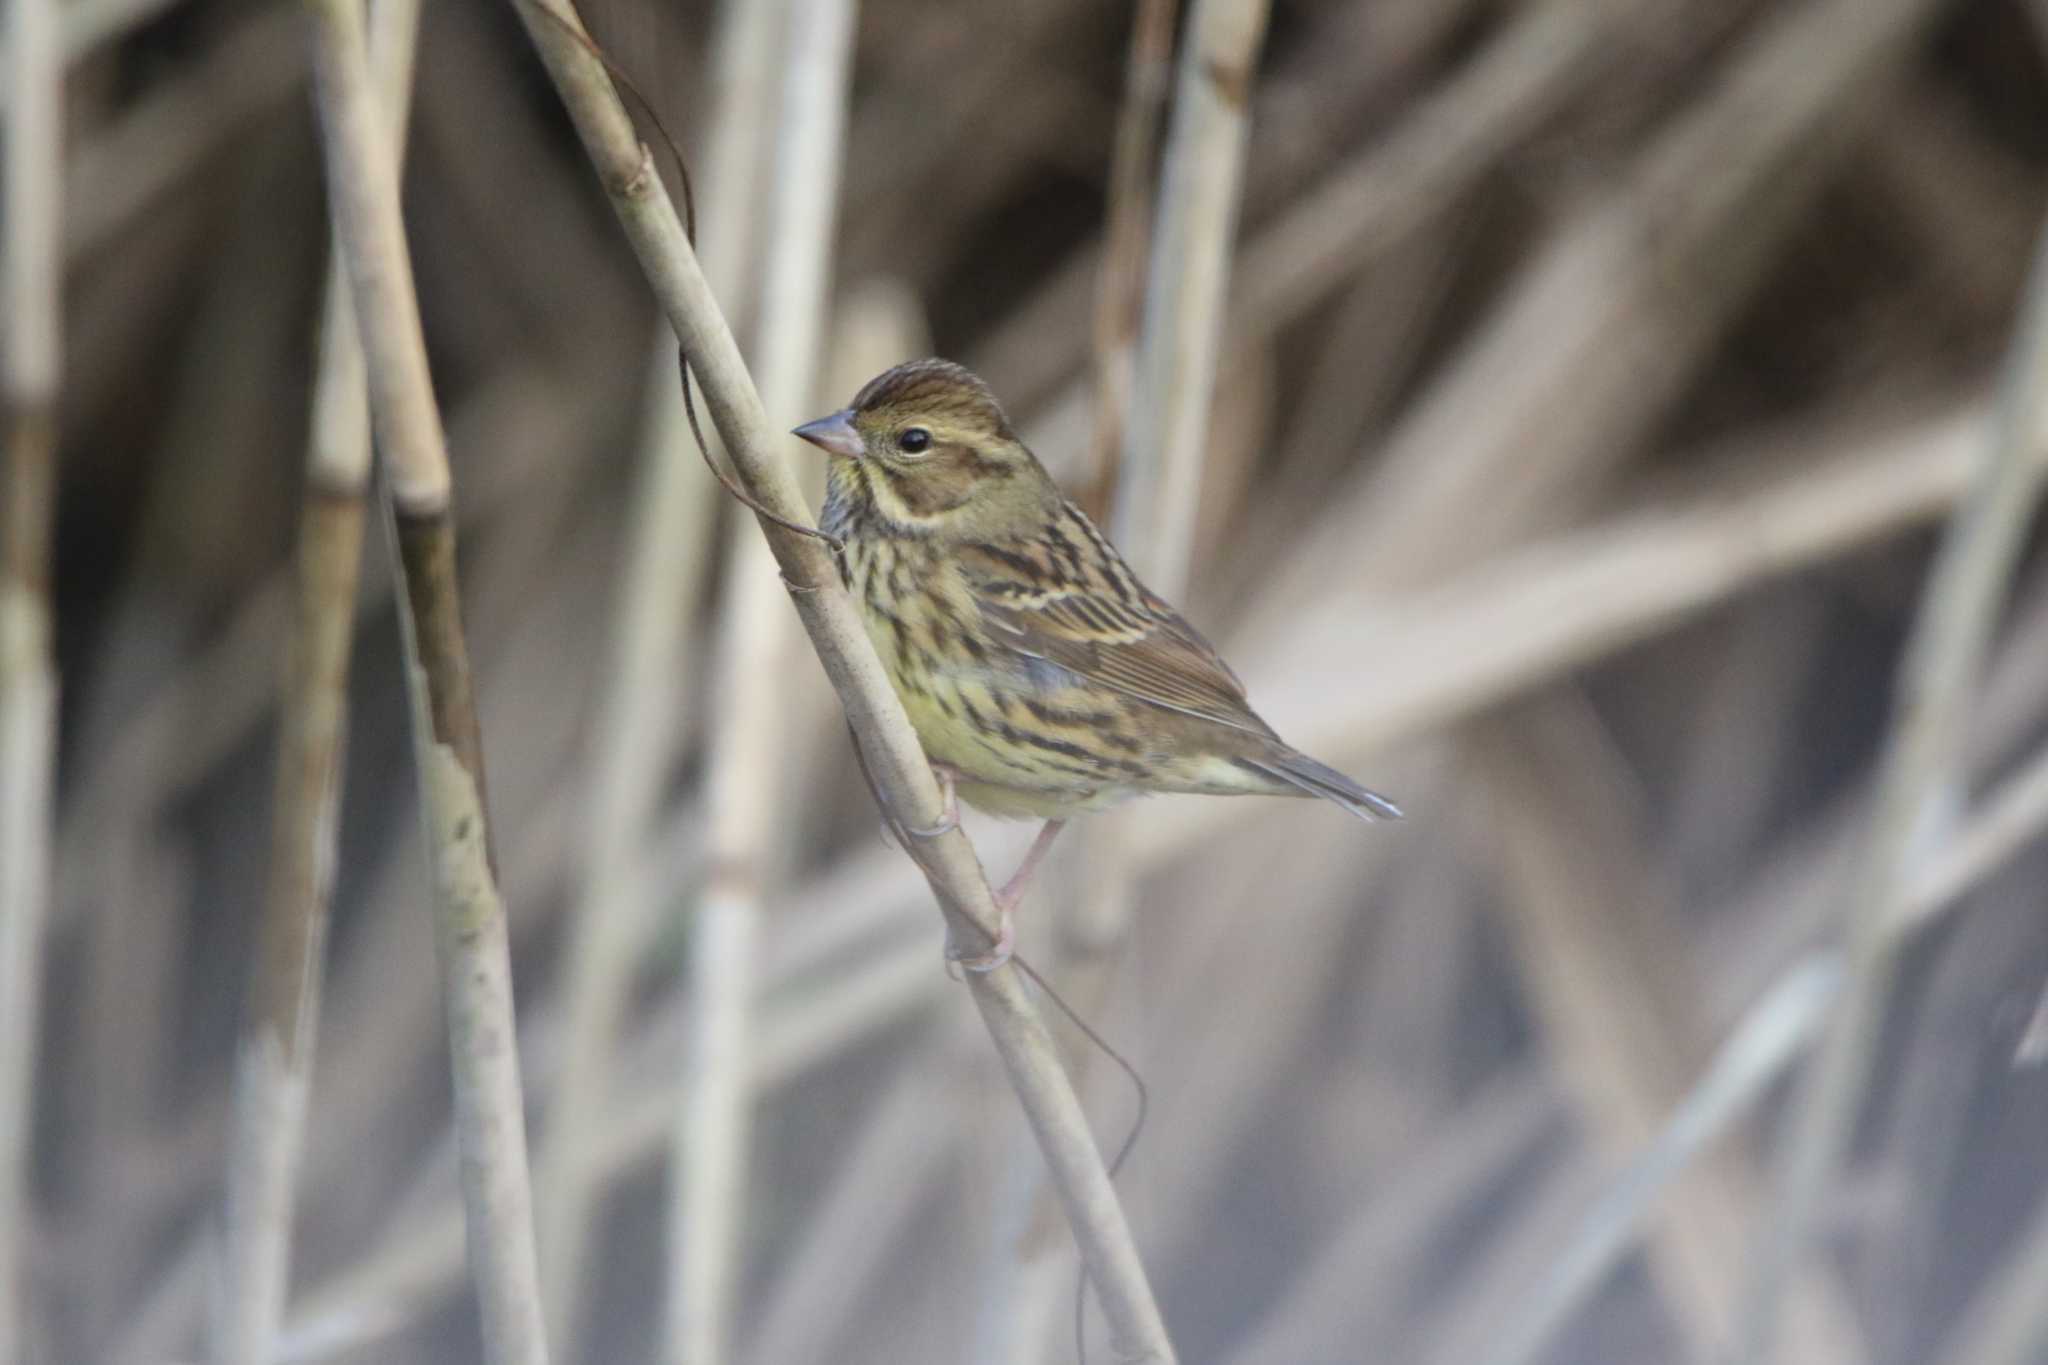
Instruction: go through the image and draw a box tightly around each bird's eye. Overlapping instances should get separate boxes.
[897,427,932,454]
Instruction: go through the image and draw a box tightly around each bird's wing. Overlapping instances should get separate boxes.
[958,528,1277,739]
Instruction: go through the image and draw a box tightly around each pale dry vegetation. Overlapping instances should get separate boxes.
[6,1,2048,1363]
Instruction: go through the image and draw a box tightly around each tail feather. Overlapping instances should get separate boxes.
[1243,749,1403,823]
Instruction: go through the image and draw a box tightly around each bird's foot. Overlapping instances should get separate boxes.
[882,764,959,848]
[899,764,960,839]
[941,818,1067,977]
[945,905,1015,976]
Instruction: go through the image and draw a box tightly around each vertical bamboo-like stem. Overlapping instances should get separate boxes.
[1113,0,1270,588]
[534,0,778,1312]
[302,1,549,1360]
[1731,218,2048,1364]
[670,3,851,1360]
[0,0,61,1356]
[216,453,363,1364]
[535,341,721,1350]
[1082,0,1272,957]
[505,4,1174,1358]
[1080,0,1179,514]
[211,3,420,1360]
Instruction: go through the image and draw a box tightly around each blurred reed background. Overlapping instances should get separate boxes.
[6,0,2048,1362]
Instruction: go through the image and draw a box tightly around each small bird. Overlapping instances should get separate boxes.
[795,358,1398,968]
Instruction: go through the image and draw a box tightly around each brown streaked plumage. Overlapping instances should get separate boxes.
[795,358,1398,964]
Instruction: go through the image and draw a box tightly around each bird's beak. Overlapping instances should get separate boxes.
[792,409,864,459]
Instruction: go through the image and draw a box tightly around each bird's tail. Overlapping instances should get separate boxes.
[1243,748,1403,823]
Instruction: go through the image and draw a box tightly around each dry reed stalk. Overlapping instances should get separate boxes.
[103,371,615,1360]
[209,1,421,1359]
[303,0,549,1358]
[991,0,1626,484]
[1115,0,1269,589]
[774,281,932,810]
[213,398,363,1362]
[534,336,721,1343]
[280,933,946,1362]
[1730,218,2048,1365]
[281,720,2048,1361]
[37,4,2048,1358]
[244,375,614,1205]
[534,0,777,1328]
[1080,0,1178,510]
[0,0,61,1356]
[967,1142,1077,1365]
[251,789,686,1358]
[966,0,1490,413]
[69,137,318,1329]
[669,1,854,1360]
[47,365,582,939]
[503,4,1175,1356]
[968,6,1273,1349]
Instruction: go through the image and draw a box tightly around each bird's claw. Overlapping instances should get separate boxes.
[945,908,1014,977]
[901,764,960,839]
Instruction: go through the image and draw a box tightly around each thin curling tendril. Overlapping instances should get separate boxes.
[516,0,844,555]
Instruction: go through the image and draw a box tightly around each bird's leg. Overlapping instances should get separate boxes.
[899,763,960,839]
[996,817,1068,914]
[951,818,1067,974]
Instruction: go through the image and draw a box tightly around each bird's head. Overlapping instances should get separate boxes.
[795,358,1059,539]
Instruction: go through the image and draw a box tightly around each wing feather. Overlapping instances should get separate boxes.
[958,522,1277,740]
